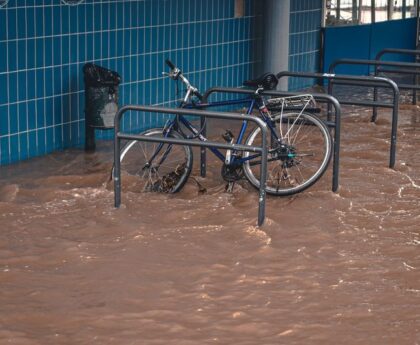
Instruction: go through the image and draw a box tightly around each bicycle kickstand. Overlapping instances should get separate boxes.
[225,181,235,193]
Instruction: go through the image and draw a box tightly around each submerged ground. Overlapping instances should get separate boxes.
[0,95,419,344]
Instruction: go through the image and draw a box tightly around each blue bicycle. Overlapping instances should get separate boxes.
[118,60,332,196]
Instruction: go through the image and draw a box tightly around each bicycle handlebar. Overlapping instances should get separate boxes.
[165,58,176,70]
[164,58,203,102]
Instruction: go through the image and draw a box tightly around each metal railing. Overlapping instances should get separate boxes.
[201,88,342,193]
[114,105,269,226]
[276,71,399,169]
[374,48,420,113]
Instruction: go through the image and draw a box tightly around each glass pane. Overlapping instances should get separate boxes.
[375,0,389,22]
[360,0,372,24]
[389,0,401,19]
[405,0,417,18]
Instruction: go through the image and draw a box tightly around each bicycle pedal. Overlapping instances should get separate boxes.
[222,130,234,143]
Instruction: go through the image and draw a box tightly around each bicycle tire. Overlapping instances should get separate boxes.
[115,128,193,193]
[243,112,332,196]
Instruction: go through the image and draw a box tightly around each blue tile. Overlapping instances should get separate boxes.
[62,35,69,65]
[36,99,45,129]
[18,102,27,132]
[85,4,93,32]
[61,6,69,35]
[28,100,36,130]
[8,72,17,104]
[37,128,46,154]
[0,10,6,41]
[19,133,28,161]
[35,6,44,37]
[0,136,10,165]
[17,72,27,102]
[53,96,62,127]
[9,102,18,134]
[53,6,61,35]
[46,127,54,153]
[8,40,17,72]
[7,9,17,40]
[45,98,54,127]
[0,74,7,105]
[70,35,78,64]
[0,105,8,136]
[54,124,63,150]
[28,130,37,157]
[63,123,71,148]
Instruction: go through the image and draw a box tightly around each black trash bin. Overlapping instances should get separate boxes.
[83,63,121,151]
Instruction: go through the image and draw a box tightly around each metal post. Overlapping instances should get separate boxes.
[358,0,363,24]
[371,0,376,23]
[387,0,393,20]
[258,125,267,226]
[390,85,400,168]
[200,116,206,177]
[114,110,122,208]
[352,0,358,22]
[372,64,379,122]
[402,0,406,19]
[337,0,341,21]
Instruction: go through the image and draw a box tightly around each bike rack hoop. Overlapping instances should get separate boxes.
[375,48,420,61]
[275,71,399,170]
[375,48,420,106]
[201,87,342,193]
[113,105,269,226]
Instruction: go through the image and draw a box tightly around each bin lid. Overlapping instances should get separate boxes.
[83,63,121,87]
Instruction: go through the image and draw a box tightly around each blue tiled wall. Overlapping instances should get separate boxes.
[289,0,323,90]
[0,0,256,165]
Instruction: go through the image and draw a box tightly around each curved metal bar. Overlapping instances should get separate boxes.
[202,87,342,193]
[375,48,420,61]
[374,48,420,107]
[114,105,268,226]
[275,71,399,169]
[329,58,420,73]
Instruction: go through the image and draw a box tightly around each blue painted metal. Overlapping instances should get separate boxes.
[323,18,416,74]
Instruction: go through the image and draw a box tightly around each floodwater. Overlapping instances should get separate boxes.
[1,92,420,344]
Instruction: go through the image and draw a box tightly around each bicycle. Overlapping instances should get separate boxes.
[116,59,333,196]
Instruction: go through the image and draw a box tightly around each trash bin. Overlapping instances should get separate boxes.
[83,63,121,151]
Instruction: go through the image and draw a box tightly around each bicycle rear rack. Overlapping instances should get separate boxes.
[114,105,269,226]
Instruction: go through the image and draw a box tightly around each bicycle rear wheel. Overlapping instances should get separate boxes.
[243,112,332,196]
[118,128,193,193]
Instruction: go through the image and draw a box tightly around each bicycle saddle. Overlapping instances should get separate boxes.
[243,73,278,90]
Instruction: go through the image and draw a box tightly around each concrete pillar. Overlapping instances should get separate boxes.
[262,0,290,90]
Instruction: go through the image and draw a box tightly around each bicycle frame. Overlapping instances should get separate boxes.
[168,95,279,166]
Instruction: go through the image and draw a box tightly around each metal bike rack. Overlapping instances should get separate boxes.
[201,88,342,193]
[276,71,399,169]
[329,58,419,121]
[114,105,269,226]
[374,48,420,117]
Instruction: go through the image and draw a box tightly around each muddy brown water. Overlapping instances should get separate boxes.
[0,100,419,344]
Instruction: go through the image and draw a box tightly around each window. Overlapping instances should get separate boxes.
[325,0,418,26]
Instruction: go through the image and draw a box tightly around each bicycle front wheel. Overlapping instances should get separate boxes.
[243,112,332,196]
[118,128,193,193]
